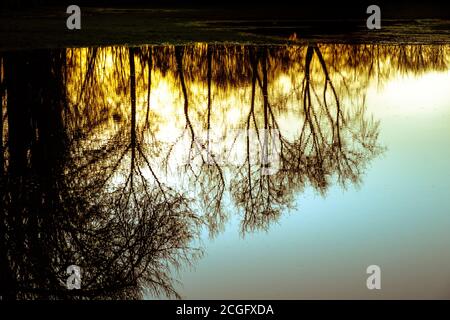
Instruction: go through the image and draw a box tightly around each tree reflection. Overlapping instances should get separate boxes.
[0,49,201,300]
[1,43,448,299]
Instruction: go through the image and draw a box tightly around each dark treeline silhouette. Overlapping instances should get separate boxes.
[0,43,448,298]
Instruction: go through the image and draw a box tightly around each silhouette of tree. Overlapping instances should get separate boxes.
[1,42,446,299]
[0,49,202,300]
[227,45,383,233]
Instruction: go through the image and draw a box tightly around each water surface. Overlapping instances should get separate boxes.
[1,44,449,299]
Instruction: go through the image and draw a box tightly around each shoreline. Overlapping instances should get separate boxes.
[1,7,450,51]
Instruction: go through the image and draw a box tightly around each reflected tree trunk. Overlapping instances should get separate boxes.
[130,47,137,182]
[175,46,194,141]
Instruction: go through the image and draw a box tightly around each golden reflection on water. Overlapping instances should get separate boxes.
[63,43,449,235]
[66,44,450,137]
[1,43,449,299]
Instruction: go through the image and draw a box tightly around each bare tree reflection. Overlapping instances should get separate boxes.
[171,45,227,237]
[0,43,447,299]
[0,49,201,300]
[221,45,381,233]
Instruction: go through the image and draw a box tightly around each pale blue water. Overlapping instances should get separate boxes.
[175,70,450,299]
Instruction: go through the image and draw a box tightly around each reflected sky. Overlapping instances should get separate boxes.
[1,44,449,299]
[175,65,450,299]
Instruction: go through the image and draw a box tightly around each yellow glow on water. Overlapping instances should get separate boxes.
[369,70,450,117]
[63,43,450,184]
[65,44,450,135]
[276,74,293,95]
[3,43,450,300]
